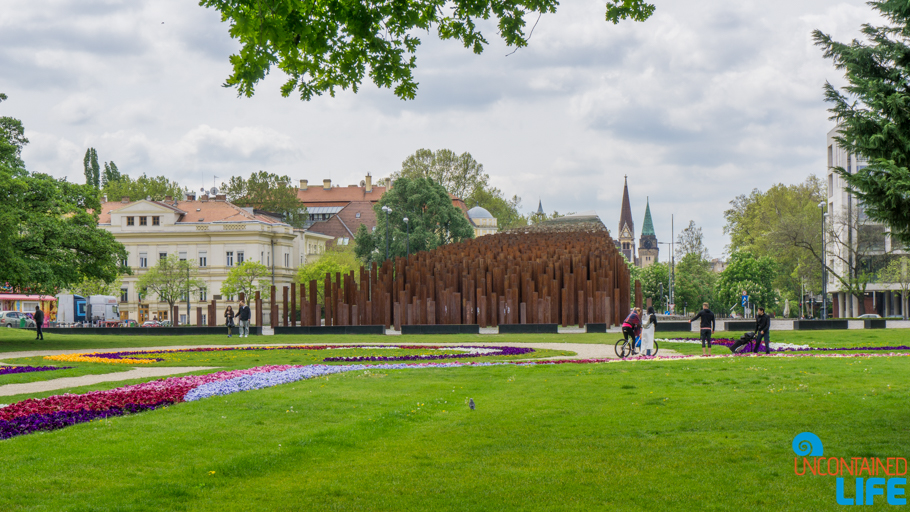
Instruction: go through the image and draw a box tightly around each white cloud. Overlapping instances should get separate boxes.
[0,0,885,257]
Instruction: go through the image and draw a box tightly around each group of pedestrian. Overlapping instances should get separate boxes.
[621,302,772,357]
[224,301,252,338]
[621,306,658,356]
[688,303,771,355]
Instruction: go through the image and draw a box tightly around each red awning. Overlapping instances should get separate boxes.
[0,294,57,301]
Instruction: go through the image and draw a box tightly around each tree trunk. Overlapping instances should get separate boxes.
[904,292,908,320]
[856,293,866,316]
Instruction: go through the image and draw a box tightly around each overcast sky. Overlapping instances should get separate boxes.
[0,0,882,259]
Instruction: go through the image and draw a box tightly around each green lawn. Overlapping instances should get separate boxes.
[2,354,907,511]
[659,329,910,348]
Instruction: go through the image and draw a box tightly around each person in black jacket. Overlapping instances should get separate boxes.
[237,300,252,338]
[34,306,44,340]
[689,302,716,356]
[754,307,771,354]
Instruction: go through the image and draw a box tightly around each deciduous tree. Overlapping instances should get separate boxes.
[879,256,910,320]
[294,247,361,308]
[221,171,307,228]
[220,260,272,301]
[676,220,710,261]
[200,0,655,101]
[136,255,205,311]
[714,251,778,316]
[102,173,185,202]
[83,148,100,190]
[394,149,489,200]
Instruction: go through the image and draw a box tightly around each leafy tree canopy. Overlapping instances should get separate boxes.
[714,251,779,316]
[465,186,527,231]
[220,260,272,301]
[674,253,717,314]
[879,256,910,319]
[83,148,100,190]
[723,175,826,306]
[354,176,474,265]
[638,262,670,310]
[66,275,123,298]
[814,2,910,245]
[199,0,655,101]
[137,255,205,309]
[221,171,307,228]
[394,149,489,200]
[676,220,710,261]
[102,173,186,202]
[0,95,129,294]
[295,247,361,308]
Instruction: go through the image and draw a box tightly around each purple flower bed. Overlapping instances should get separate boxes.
[323,346,534,362]
[0,402,167,440]
[0,366,73,376]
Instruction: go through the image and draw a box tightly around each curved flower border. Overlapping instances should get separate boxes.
[44,345,534,365]
[0,366,73,376]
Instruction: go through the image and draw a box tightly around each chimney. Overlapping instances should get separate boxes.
[386,178,392,190]
[365,174,372,193]
[201,194,209,202]
[102,194,108,203]
[186,193,196,201]
[299,179,308,191]
[121,196,130,203]
[165,195,172,202]
[323,179,331,190]
[215,194,226,201]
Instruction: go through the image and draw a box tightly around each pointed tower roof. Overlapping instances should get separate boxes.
[641,197,655,236]
[618,175,634,235]
[537,199,544,215]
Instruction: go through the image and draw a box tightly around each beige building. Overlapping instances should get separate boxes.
[467,206,498,237]
[98,194,332,324]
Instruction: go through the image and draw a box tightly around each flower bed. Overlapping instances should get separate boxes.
[0,366,73,376]
[43,345,534,365]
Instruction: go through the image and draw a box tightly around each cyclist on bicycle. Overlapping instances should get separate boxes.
[621,307,643,354]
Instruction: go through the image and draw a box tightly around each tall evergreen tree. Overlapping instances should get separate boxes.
[814,1,910,245]
[102,161,121,188]
[83,148,100,189]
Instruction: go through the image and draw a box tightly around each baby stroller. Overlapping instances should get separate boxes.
[729,332,757,353]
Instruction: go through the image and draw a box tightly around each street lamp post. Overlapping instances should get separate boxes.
[657,214,675,315]
[819,202,828,320]
[382,206,392,261]
[404,217,409,258]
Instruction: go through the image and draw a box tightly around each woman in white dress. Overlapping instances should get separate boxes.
[640,306,657,356]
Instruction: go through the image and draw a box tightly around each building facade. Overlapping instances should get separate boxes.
[98,194,331,325]
[826,127,906,318]
[467,205,498,237]
[297,175,387,247]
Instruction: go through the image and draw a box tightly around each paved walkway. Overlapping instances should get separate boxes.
[0,366,216,397]
[0,342,677,397]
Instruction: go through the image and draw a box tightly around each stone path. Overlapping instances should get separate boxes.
[0,366,216,397]
[0,341,678,397]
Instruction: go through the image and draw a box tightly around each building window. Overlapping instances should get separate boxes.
[237,251,244,264]
[179,251,187,261]
[355,212,361,218]
[226,251,234,266]
[127,217,134,226]
[121,257,128,267]
[139,252,148,268]
[159,252,167,261]
[152,216,160,226]
[199,251,207,267]
[120,288,128,302]
[139,217,147,226]
[284,253,289,267]
[199,289,207,301]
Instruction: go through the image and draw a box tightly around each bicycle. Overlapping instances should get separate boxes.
[614,335,659,358]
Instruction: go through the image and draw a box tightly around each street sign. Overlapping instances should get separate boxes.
[741,295,748,307]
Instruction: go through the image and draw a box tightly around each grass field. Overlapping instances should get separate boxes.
[1,329,908,510]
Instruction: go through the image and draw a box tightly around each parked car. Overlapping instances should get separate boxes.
[120,319,139,327]
[858,314,882,319]
[0,311,36,328]
[141,321,162,327]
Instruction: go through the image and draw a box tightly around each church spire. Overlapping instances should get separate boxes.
[641,197,655,236]
[537,199,544,215]
[619,175,634,235]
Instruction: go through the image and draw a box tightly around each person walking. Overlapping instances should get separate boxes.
[34,306,44,340]
[641,306,658,356]
[689,302,716,356]
[237,300,251,338]
[621,308,643,354]
[754,307,771,354]
[224,305,235,338]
